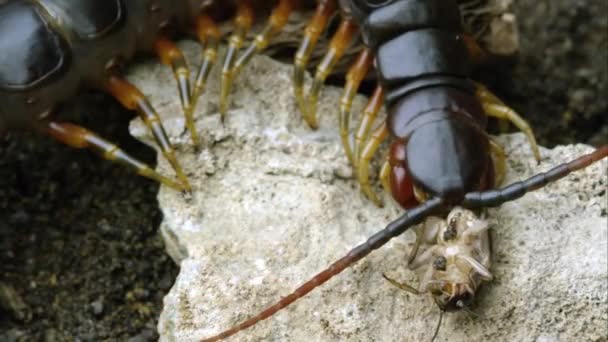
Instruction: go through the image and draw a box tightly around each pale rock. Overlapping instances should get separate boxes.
[128,42,607,342]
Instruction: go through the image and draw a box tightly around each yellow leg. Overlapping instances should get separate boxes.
[192,14,221,117]
[354,86,385,166]
[357,122,388,207]
[293,0,338,116]
[406,227,423,267]
[154,36,196,146]
[489,139,507,186]
[382,273,420,295]
[379,159,391,198]
[219,0,254,119]
[304,18,357,129]
[339,48,373,165]
[476,83,541,162]
[232,0,298,77]
[105,75,191,191]
[45,122,185,191]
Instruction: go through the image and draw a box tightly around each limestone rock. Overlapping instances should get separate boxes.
[128,43,607,342]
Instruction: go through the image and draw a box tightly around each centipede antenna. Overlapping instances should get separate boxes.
[430,311,444,342]
[105,75,191,191]
[339,48,373,165]
[192,14,221,116]
[463,145,608,208]
[219,0,254,120]
[200,198,443,341]
[154,36,197,146]
[293,0,338,115]
[304,17,357,129]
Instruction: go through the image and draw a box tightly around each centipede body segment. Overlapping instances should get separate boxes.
[198,0,608,340]
[1,0,605,340]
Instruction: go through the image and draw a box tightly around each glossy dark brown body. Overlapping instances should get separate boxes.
[0,0,208,133]
[343,0,492,205]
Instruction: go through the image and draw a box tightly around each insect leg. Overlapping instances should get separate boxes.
[199,198,443,342]
[293,0,338,115]
[219,0,254,120]
[154,36,196,146]
[105,75,191,191]
[339,48,373,165]
[231,0,298,79]
[381,273,421,295]
[358,122,389,207]
[191,14,221,118]
[406,225,425,266]
[354,86,384,166]
[44,122,184,191]
[379,158,392,197]
[476,83,541,162]
[304,17,357,129]
[489,139,507,185]
[463,145,608,208]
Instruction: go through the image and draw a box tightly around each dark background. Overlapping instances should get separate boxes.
[1,1,605,340]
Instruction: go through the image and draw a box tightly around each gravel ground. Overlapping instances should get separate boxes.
[0,0,605,341]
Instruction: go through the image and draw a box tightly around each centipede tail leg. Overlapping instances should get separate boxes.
[339,48,373,165]
[293,0,338,115]
[304,18,357,129]
[44,122,184,191]
[354,86,384,166]
[475,83,541,162]
[358,122,389,207]
[105,75,191,191]
[219,0,254,120]
[154,36,197,146]
[463,146,608,208]
[199,198,444,342]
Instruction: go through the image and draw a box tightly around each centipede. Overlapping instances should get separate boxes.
[194,0,608,341]
[0,0,606,340]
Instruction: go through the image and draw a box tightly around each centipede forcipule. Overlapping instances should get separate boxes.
[196,0,608,340]
[2,0,604,340]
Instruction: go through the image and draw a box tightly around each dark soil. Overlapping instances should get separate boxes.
[0,95,177,341]
[483,0,607,147]
[0,1,605,341]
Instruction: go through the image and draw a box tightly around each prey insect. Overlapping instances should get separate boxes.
[198,0,608,340]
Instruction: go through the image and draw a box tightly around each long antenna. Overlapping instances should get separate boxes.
[463,145,607,208]
[430,311,444,342]
[200,198,444,342]
[200,145,607,341]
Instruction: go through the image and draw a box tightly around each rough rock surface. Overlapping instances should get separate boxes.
[129,44,607,342]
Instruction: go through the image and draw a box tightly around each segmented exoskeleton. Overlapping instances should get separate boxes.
[0,0,360,192]
[0,0,221,191]
[199,0,608,340]
[0,0,503,193]
[2,1,605,340]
